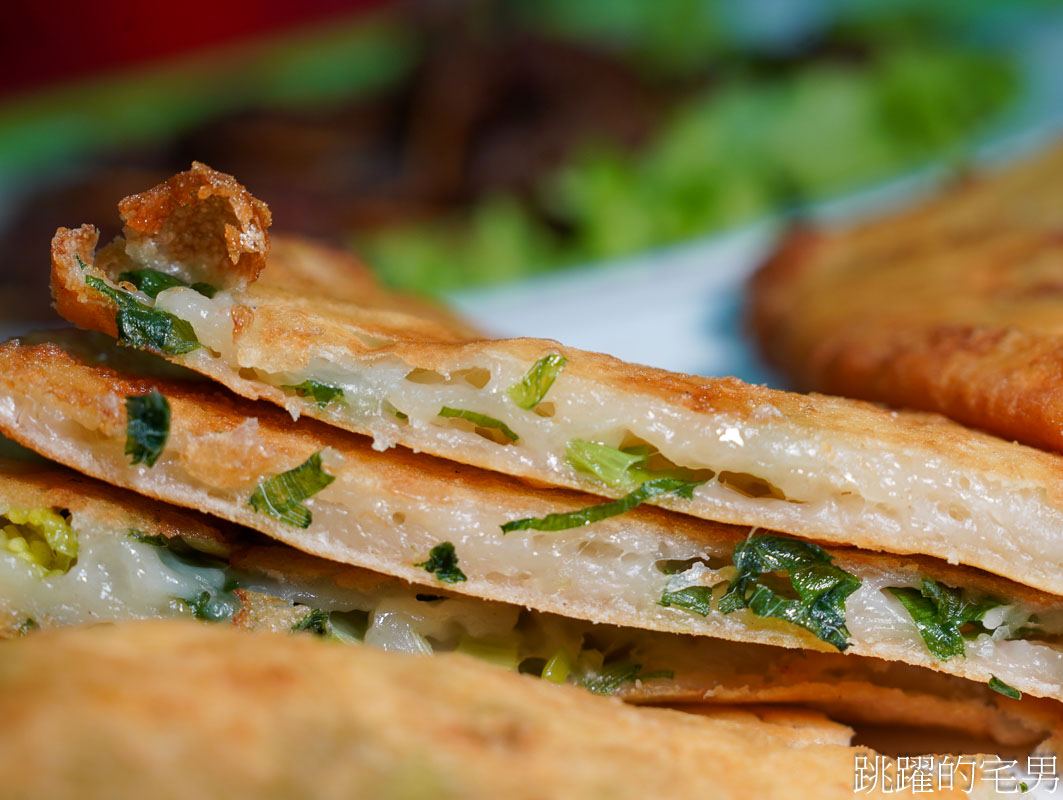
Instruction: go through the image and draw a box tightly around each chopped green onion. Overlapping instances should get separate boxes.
[501,477,705,533]
[17,618,38,636]
[719,534,861,652]
[438,407,519,442]
[284,380,345,407]
[565,439,707,489]
[565,440,648,488]
[248,451,336,529]
[291,608,331,635]
[117,268,217,299]
[125,390,170,467]
[579,660,674,695]
[888,580,1000,660]
[988,676,1021,699]
[508,353,566,409]
[541,648,575,684]
[658,585,715,617]
[177,589,235,622]
[86,275,201,355]
[416,541,467,583]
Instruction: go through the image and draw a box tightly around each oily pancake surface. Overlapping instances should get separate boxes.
[751,139,1063,453]
[0,620,964,800]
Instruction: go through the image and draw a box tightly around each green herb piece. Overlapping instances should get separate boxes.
[1,507,78,577]
[117,268,217,299]
[501,477,705,533]
[565,440,705,489]
[658,585,715,617]
[292,608,331,635]
[541,648,575,684]
[416,542,467,583]
[86,275,201,355]
[438,407,519,442]
[17,618,37,636]
[565,440,648,489]
[989,676,1021,700]
[508,353,567,409]
[718,534,861,652]
[178,589,233,622]
[284,380,345,407]
[888,580,999,660]
[579,660,674,695]
[289,607,367,642]
[125,391,170,467]
[248,451,335,529]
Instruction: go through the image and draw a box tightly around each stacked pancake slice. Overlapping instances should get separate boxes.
[3,163,1061,795]
[750,140,1063,454]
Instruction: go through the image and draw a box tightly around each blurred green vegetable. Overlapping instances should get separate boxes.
[363,41,1015,292]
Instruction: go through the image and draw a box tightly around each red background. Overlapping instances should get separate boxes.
[1,0,390,98]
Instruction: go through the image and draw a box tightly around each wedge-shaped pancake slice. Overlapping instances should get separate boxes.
[4,334,1063,707]
[7,620,996,800]
[751,140,1063,454]
[6,457,1059,751]
[50,163,1063,597]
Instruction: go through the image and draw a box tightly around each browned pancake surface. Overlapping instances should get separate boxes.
[751,140,1063,453]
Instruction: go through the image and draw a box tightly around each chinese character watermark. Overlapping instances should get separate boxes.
[855,754,1057,794]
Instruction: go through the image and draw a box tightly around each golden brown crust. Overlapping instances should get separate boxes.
[5,335,1063,706]
[50,226,117,339]
[0,457,224,548]
[750,140,1063,453]
[2,336,1055,611]
[117,161,271,289]
[0,620,965,800]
